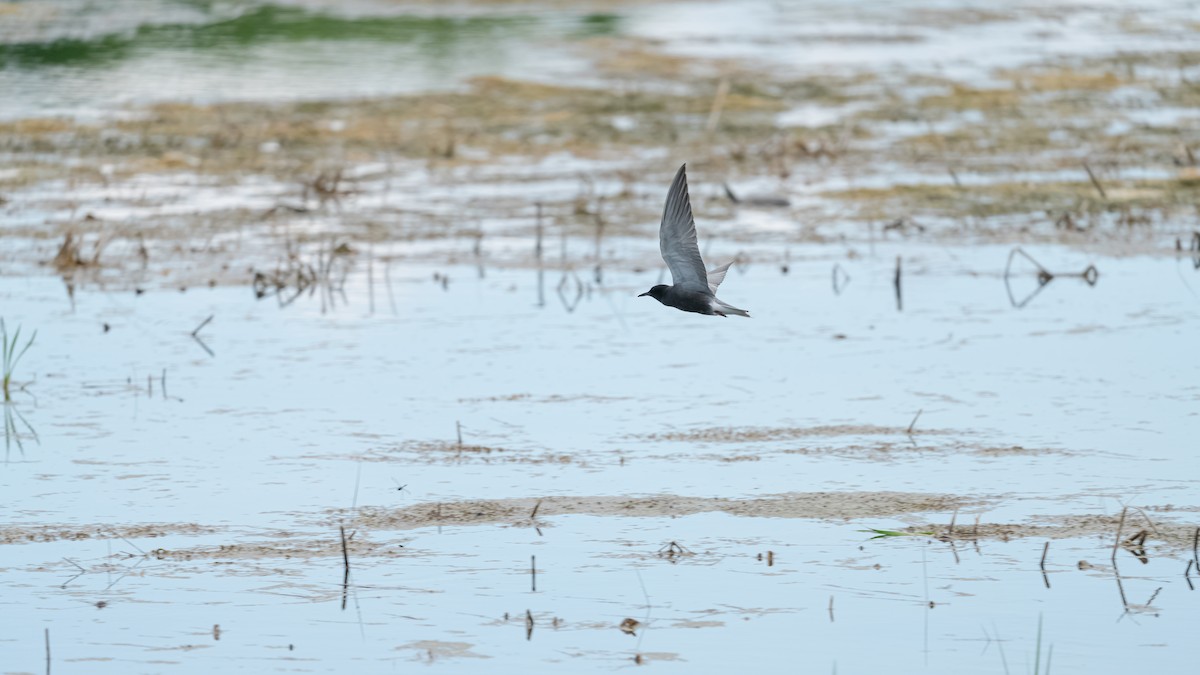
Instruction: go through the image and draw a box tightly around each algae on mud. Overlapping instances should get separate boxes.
[3,45,1196,287]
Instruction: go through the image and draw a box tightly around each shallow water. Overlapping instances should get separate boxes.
[2,242,1198,672]
[631,0,1200,80]
[3,0,1200,671]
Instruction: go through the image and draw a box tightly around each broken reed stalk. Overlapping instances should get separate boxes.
[1040,541,1052,589]
[1083,163,1107,200]
[191,314,213,337]
[531,555,537,592]
[948,508,958,537]
[339,526,350,570]
[456,421,462,448]
[339,525,351,611]
[530,499,542,520]
[45,627,50,675]
[906,409,922,435]
[1193,526,1199,571]
[1111,507,1128,566]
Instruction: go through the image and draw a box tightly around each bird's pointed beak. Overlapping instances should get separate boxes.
[637,291,650,297]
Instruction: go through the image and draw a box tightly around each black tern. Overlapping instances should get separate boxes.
[639,164,750,318]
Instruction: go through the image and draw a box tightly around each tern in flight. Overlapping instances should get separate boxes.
[639,164,750,317]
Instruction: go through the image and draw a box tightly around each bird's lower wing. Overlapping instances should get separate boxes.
[707,261,733,294]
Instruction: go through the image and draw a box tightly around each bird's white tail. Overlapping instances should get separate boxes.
[712,298,750,317]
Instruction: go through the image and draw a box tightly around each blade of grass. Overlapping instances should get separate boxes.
[1,319,37,402]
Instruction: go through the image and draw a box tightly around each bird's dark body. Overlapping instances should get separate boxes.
[639,163,750,318]
[641,285,719,316]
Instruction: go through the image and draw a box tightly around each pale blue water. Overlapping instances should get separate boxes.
[1,243,1198,672]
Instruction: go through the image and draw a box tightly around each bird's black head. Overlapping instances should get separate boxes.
[638,285,670,302]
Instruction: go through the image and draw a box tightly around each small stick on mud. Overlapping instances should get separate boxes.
[456,421,462,448]
[827,595,834,623]
[1111,507,1128,566]
[531,499,544,535]
[1083,163,1107,200]
[906,409,922,435]
[893,255,902,312]
[948,508,958,537]
[45,627,50,675]
[339,525,351,610]
[531,555,537,592]
[339,527,351,569]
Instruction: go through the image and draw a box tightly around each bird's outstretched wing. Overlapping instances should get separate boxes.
[707,261,733,294]
[659,164,709,293]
